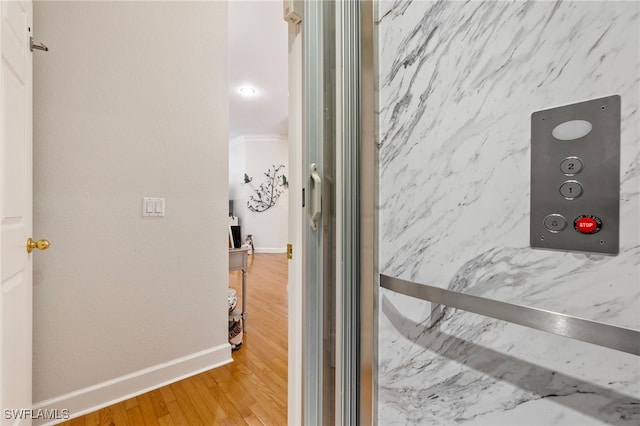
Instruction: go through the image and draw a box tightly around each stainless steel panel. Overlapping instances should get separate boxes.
[380,274,640,356]
[530,95,620,254]
[302,0,330,423]
[359,1,377,424]
[337,0,361,424]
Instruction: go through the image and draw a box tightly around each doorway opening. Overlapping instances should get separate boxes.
[227,1,290,422]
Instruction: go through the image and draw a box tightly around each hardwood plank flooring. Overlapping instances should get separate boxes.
[58,253,288,426]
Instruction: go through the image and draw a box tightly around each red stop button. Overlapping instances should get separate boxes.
[574,215,602,234]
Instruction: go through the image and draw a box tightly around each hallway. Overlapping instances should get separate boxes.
[60,254,288,425]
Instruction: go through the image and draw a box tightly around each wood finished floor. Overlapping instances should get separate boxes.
[59,253,288,426]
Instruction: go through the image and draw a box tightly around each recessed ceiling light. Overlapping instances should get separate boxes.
[239,86,257,96]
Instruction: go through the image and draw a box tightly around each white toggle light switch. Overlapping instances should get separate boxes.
[142,197,165,217]
[154,200,164,214]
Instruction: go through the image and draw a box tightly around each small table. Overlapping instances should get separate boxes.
[229,247,249,331]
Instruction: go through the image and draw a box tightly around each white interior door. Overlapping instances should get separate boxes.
[1,0,33,422]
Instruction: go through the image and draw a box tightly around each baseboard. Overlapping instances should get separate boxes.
[32,343,232,425]
[254,247,287,254]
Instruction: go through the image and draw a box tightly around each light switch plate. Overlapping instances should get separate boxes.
[530,95,620,254]
[142,197,165,217]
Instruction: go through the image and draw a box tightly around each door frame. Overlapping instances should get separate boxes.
[288,0,378,424]
[357,1,377,423]
[286,13,304,426]
[335,0,377,424]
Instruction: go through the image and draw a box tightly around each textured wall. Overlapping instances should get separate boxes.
[32,1,230,403]
[377,1,639,424]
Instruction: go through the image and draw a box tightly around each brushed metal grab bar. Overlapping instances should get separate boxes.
[380,274,640,356]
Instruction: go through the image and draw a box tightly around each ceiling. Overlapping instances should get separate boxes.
[228,0,289,140]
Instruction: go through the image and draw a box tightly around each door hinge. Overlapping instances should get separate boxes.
[287,243,293,260]
[30,37,49,52]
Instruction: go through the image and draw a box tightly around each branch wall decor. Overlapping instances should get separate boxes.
[247,164,287,213]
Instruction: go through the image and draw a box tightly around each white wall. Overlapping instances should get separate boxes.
[32,1,230,416]
[229,135,288,253]
[228,139,246,203]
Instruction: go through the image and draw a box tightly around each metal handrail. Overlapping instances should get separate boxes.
[380,274,640,356]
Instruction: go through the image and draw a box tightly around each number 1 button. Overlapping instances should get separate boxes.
[560,180,583,200]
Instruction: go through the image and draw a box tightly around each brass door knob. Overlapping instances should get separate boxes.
[27,238,50,253]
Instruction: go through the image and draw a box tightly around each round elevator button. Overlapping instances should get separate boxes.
[560,157,583,175]
[574,215,602,234]
[559,180,583,199]
[543,214,567,233]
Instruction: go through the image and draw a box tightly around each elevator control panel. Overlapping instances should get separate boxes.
[530,95,620,254]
